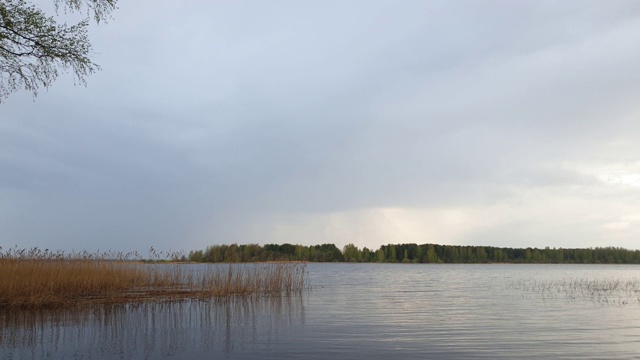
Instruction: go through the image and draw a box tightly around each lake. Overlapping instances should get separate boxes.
[2,263,640,359]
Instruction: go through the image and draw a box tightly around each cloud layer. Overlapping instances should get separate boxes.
[3,0,640,251]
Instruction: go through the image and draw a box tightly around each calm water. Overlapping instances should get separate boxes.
[2,263,640,359]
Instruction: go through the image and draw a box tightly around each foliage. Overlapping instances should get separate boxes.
[190,243,344,263]
[0,0,116,101]
[188,242,640,265]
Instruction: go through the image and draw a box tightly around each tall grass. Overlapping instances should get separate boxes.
[0,247,307,309]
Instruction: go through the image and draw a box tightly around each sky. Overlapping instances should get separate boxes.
[2,0,640,253]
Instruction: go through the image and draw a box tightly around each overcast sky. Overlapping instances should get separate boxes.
[2,0,640,253]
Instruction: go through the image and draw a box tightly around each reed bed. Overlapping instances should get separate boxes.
[0,247,308,310]
[509,277,640,306]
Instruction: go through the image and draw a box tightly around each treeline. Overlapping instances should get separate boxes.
[188,243,344,263]
[350,243,640,264]
[187,243,640,264]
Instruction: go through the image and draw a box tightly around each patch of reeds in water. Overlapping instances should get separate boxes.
[509,277,640,306]
[0,247,307,310]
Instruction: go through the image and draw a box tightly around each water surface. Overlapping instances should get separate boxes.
[2,264,640,359]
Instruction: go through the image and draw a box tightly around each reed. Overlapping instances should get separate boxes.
[0,247,307,309]
[509,277,640,306]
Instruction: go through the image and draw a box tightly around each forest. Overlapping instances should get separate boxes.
[187,243,640,264]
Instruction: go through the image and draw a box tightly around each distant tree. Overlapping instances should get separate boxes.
[415,245,423,263]
[279,243,296,259]
[0,0,117,101]
[361,247,371,263]
[476,247,487,263]
[425,244,438,263]
[186,242,640,265]
[402,249,410,263]
[388,245,397,262]
[188,250,204,263]
[343,243,360,263]
[240,244,261,262]
[294,245,309,261]
[314,243,344,262]
[226,244,239,262]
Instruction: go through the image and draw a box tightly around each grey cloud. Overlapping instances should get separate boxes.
[3,0,640,250]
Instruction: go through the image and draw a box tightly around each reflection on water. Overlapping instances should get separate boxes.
[0,295,305,359]
[3,264,640,359]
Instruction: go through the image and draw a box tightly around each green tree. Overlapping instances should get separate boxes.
[476,247,487,263]
[343,243,360,263]
[402,249,410,263]
[426,244,438,263]
[361,247,371,262]
[294,245,309,261]
[388,245,397,262]
[0,0,117,101]
[415,245,424,263]
[188,250,204,263]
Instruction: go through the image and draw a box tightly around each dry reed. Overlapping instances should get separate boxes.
[0,247,307,310]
